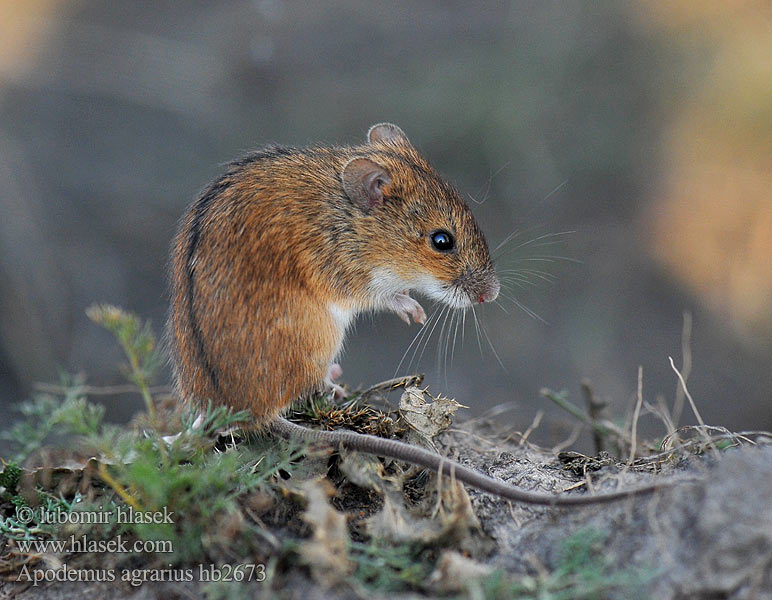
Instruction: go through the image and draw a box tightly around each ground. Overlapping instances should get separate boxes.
[2,307,770,599]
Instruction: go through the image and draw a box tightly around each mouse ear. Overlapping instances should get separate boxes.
[367,123,409,145]
[341,157,392,212]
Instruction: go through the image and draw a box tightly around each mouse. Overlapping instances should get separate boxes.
[167,123,668,506]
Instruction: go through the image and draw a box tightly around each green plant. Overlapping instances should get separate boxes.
[86,303,163,423]
[0,491,81,542]
[475,528,655,600]
[349,539,434,593]
[98,417,306,565]
[0,373,104,463]
[0,461,21,495]
[0,305,315,573]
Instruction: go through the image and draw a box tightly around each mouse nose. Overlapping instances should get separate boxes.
[477,279,500,304]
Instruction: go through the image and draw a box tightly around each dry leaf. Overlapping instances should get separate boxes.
[337,449,387,492]
[298,479,353,587]
[364,492,420,542]
[16,453,118,503]
[365,480,478,546]
[399,387,466,440]
[428,475,480,531]
[428,550,493,592]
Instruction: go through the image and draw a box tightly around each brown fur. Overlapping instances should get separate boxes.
[167,126,498,424]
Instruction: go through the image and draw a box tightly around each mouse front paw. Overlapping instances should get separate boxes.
[389,292,426,325]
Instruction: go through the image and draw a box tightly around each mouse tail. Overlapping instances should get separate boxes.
[270,417,670,506]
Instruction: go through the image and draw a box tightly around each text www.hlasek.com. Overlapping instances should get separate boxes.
[16,535,172,554]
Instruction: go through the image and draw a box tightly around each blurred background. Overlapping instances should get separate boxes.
[1,1,770,448]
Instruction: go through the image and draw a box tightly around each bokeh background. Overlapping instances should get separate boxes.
[1,1,770,448]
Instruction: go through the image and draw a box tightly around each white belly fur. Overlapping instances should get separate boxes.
[327,303,355,362]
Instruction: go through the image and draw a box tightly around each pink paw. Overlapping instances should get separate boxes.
[325,363,347,399]
[327,363,343,381]
[328,383,347,400]
[390,292,426,325]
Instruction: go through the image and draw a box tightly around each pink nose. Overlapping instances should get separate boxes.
[478,280,501,303]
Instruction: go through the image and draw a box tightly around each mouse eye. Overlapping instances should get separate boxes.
[430,230,455,253]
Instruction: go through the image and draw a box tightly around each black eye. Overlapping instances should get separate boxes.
[430,230,455,252]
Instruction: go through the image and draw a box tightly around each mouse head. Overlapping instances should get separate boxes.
[342,123,500,308]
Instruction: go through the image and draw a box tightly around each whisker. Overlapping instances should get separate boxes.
[497,268,556,287]
[500,238,572,250]
[499,276,535,289]
[540,179,569,204]
[512,255,582,264]
[393,308,438,377]
[492,228,526,254]
[479,313,507,372]
[493,230,575,259]
[450,308,461,369]
[497,267,556,274]
[406,308,440,373]
[437,310,456,388]
[467,160,511,206]
[441,309,456,388]
[491,177,569,258]
[415,303,450,370]
[513,268,557,282]
[498,290,549,324]
[435,303,452,383]
[461,306,467,350]
[494,229,573,252]
[470,304,484,357]
[446,308,459,383]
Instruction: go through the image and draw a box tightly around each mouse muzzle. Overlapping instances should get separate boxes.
[477,277,501,304]
[454,267,500,306]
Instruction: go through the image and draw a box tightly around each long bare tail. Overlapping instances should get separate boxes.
[270,417,670,506]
